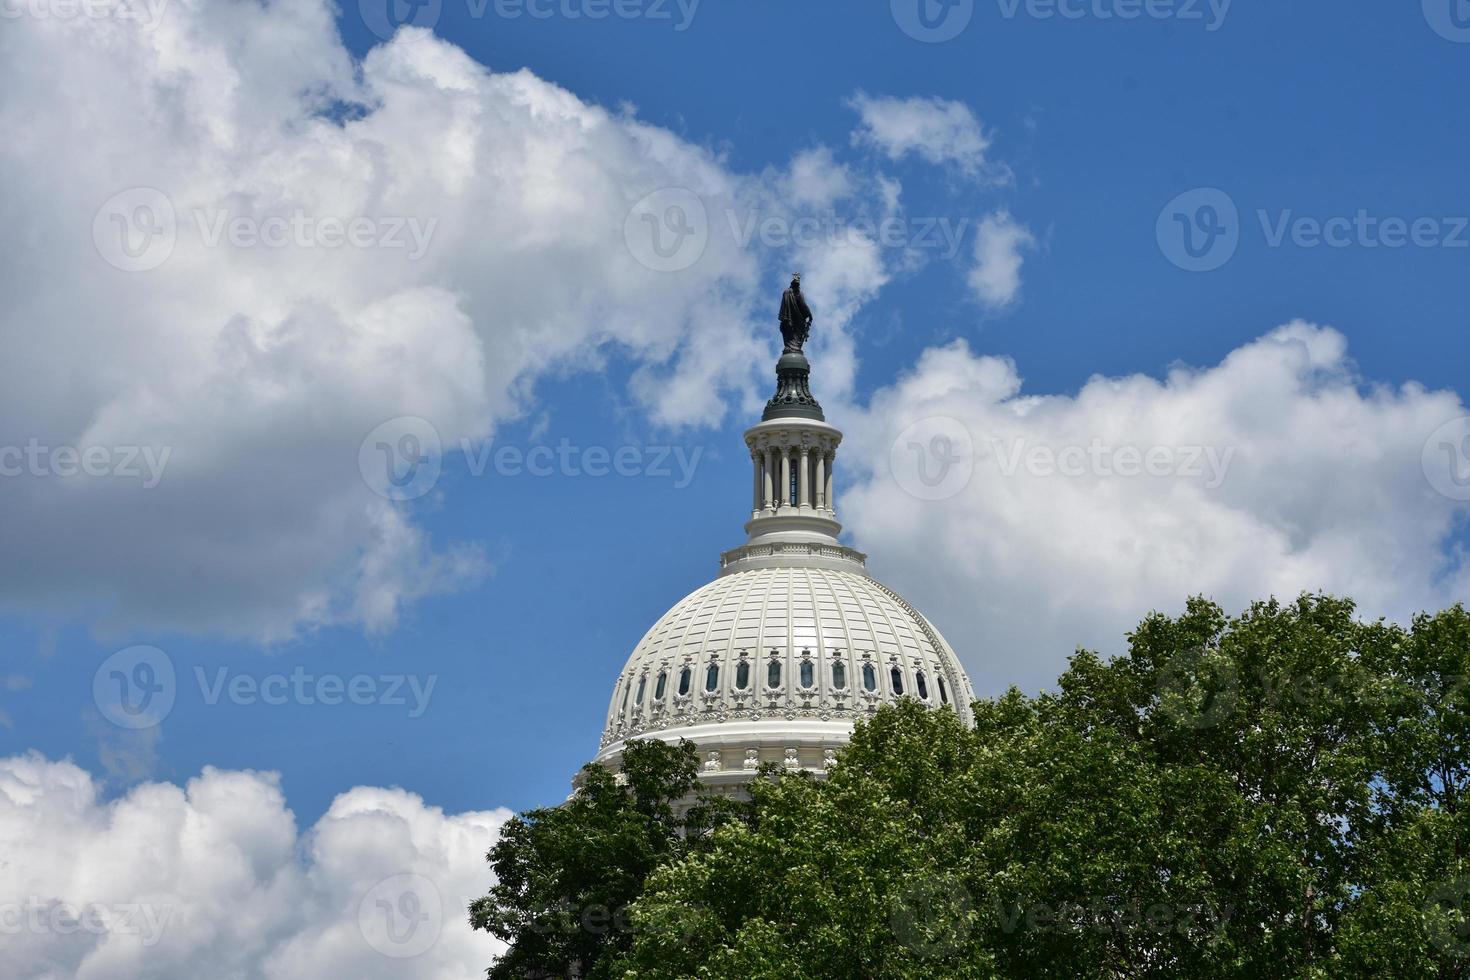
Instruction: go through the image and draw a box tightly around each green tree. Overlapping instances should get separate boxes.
[469,737,743,978]
[610,596,1470,978]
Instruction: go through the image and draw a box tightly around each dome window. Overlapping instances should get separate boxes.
[799,659,814,689]
[735,660,750,690]
[620,679,630,713]
[915,670,929,701]
[767,661,782,689]
[678,667,692,697]
[654,670,667,700]
[937,675,949,705]
[862,663,877,692]
[890,666,905,696]
[635,675,646,705]
[705,663,720,693]
[831,661,847,689]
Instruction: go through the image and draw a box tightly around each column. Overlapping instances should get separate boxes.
[797,446,811,509]
[763,447,775,512]
[815,451,826,512]
[751,450,763,516]
[779,447,791,510]
[824,451,836,514]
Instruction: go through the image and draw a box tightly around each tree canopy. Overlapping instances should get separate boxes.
[475,595,1470,978]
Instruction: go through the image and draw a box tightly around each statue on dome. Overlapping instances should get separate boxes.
[778,274,812,355]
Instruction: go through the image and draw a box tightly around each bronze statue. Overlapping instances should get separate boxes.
[778,274,812,354]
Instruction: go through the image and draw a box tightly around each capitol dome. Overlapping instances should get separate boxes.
[592,295,974,793]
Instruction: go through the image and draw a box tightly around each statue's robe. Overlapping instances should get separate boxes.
[779,287,812,352]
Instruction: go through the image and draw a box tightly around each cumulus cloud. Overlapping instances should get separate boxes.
[0,2,784,641]
[840,323,1470,693]
[968,210,1034,310]
[777,147,854,208]
[847,93,1005,181]
[0,752,510,979]
[3,2,1011,646]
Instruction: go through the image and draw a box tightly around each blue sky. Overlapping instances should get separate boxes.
[2,6,1470,969]
[8,0,1470,812]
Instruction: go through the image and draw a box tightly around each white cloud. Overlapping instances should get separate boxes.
[968,210,1034,310]
[0,5,787,641]
[778,147,854,209]
[847,93,1005,181]
[0,752,510,979]
[840,323,1470,694]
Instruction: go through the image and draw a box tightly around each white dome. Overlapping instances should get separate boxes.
[589,342,975,789]
[596,562,974,782]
